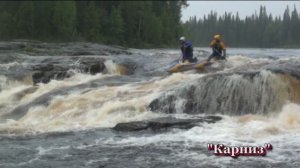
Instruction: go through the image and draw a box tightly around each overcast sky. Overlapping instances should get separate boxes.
[181,1,300,22]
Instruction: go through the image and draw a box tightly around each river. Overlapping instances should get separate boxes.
[0,41,300,167]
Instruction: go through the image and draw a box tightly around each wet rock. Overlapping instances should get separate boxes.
[89,63,105,75]
[31,64,54,71]
[148,95,178,114]
[30,57,107,84]
[71,51,94,56]
[32,71,71,84]
[31,58,72,84]
[266,61,300,79]
[115,59,137,75]
[79,58,106,75]
[113,116,222,132]
[0,41,138,85]
[149,71,286,115]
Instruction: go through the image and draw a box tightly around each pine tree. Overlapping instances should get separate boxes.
[15,1,35,38]
[34,1,55,40]
[52,1,76,40]
[291,6,299,45]
[77,1,101,42]
[183,5,300,48]
[282,6,291,45]
[108,6,124,44]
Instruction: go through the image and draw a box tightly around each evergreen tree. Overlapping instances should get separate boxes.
[0,11,14,39]
[183,5,300,48]
[77,1,101,41]
[15,1,35,38]
[107,6,124,44]
[33,1,55,40]
[282,6,291,45]
[291,6,300,44]
[52,1,76,40]
[143,11,162,45]
[4,1,300,48]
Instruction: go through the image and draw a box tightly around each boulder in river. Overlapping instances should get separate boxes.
[113,116,222,132]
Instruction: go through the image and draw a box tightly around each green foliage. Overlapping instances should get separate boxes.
[143,13,162,45]
[0,11,14,39]
[107,6,124,44]
[52,1,76,40]
[33,1,55,40]
[0,1,185,47]
[184,5,300,48]
[15,1,35,38]
[77,1,101,41]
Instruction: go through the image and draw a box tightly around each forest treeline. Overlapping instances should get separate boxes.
[0,1,187,48]
[1,2,299,48]
[184,6,300,48]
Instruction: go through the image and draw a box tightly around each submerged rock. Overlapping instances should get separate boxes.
[113,116,222,132]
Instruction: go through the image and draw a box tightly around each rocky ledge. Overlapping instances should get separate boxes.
[0,40,138,84]
[0,40,131,56]
[113,116,222,132]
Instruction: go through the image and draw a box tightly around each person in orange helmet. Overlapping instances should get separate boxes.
[207,34,226,62]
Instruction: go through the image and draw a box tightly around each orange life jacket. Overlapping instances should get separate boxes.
[210,39,226,53]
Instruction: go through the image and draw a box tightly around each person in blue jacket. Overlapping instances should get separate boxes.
[179,36,197,63]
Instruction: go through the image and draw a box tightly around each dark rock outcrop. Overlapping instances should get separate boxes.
[266,61,300,79]
[149,71,289,115]
[30,57,107,84]
[113,116,222,132]
[113,59,137,75]
[32,71,71,84]
[0,41,139,85]
[78,58,106,75]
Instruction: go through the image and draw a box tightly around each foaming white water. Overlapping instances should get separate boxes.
[225,55,271,70]
[104,103,300,147]
[0,62,27,70]
[0,75,35,113]
[19,72,111,104]
[104,60,118,74]
[278,56,300,61]
[2,94,151,133]
[227,55,252,67]
[0,73,111,118]
[0,75,32,91]
[104,60,129,75]
[94,103,300,163]
[0,75,8,90]
[0,85,33,109]
[0,73,204,133]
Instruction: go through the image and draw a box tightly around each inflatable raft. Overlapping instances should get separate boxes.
[167,59,213,73]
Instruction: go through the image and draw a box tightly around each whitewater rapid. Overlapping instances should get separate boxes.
[0,43,300,167]
[0,49,299,133]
